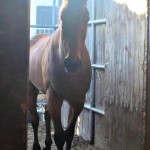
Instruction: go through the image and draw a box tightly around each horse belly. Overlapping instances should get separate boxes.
[29,68,45,93]
[29,47,46,93]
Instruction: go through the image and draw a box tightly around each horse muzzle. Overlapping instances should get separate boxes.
[64,57,82,73]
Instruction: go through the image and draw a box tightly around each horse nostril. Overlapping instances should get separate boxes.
[64,58,82,73]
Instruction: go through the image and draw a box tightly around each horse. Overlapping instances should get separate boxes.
[28,0,91,150]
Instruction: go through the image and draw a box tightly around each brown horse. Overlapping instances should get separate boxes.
[28,0,91,150]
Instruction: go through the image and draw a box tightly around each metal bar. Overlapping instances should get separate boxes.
[54,24,59,28]
[92,64,105,70]
[52,0,55,27]
[145,1,150,149]
[88,19,107,25]
[30,18,107,29]
[89,0,96,145]
[84,104,105,115]
[30,25,57,28]
[54,25,59,30]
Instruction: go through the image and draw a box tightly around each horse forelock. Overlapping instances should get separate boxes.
[60,0,87,13]
[58,0,89,56]
[59,0,88,22]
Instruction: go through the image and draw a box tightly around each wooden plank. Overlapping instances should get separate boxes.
[105,104,144,150]
[95,24,106,65]
[0,0,29,149]
[94,0,147,149]
[79,109,91,141]
[95,70,105,111]
[145,1,150,149]
[104,1,147,149]
[95,0,106,19]
[105,0,146,111]
[94,114,105,149]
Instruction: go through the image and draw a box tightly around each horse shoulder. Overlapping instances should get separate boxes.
[30,34,51,49]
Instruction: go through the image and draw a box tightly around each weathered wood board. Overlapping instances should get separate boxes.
[79,0,148,150]
[0,0,29,149]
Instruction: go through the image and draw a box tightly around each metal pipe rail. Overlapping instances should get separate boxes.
[30,25,59,28]
[92,64,105,70]
[30,19,106,29]
[84,104,105,115]
[88,19,107,25]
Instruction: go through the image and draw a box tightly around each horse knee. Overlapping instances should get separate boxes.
[44,137,53,150]
[65,132,74,150]
[30,110,39,126]
[44,108,50,121]
[54,133,65,149]
[33,141,41,150]
[65,129,74,143]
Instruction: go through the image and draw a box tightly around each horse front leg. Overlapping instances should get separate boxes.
[65,99,84,150]
[43,105,52,150]
[46,89,65,150]
[31,110,41,150]
[28,82,41,150]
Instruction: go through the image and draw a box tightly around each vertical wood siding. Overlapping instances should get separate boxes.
[105,0,146,111]
[79,0,147,150]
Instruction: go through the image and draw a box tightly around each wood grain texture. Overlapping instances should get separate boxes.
[105,0,146,111]
[0,0,29,149]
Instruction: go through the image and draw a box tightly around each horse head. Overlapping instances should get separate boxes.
[59,0,89,73]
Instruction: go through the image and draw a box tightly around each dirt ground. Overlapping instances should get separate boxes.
[27,121,100,150]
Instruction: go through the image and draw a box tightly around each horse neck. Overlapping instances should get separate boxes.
[54,28,66,58]
[50,28,65,59]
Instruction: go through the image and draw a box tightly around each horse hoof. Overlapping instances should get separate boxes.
[33,142,41,150]
[43,147,51,150]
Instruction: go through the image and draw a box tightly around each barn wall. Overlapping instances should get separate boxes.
[79,0,147,150]
[104,1,147,149]
[105,0,146,113]
[104,0,147,150]
[0,0,29,149]
[105,104,144,150]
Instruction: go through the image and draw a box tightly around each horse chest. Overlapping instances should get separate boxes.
[49,69,89,99]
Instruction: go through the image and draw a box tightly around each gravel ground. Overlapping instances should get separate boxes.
[27,121,100,150]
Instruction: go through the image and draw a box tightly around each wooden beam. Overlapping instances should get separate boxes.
[0,0,29,149]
